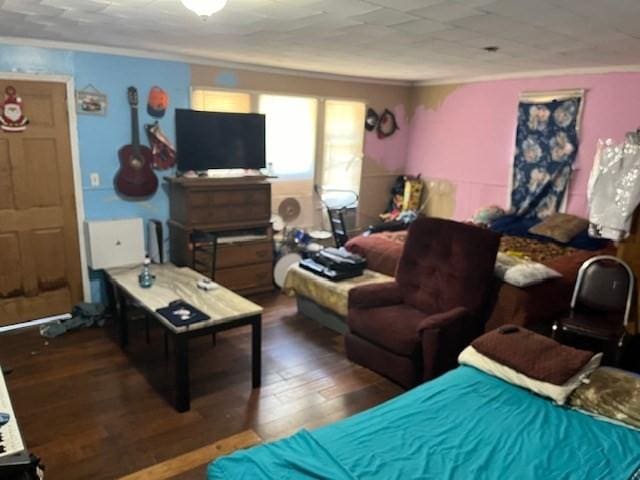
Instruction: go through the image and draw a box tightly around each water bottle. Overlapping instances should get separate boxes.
[138,257,154,288]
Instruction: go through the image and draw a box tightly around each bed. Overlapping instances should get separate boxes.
[208,365,640,479]
[345,220,613,332]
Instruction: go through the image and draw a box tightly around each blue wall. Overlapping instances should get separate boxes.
[0,45,191,301]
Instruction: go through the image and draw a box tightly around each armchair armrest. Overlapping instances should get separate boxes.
[416,306,470,332]
[348,282,403,310]
[418,307,482,381]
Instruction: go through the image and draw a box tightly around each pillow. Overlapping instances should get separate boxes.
[472,205,506,226]
[528,213,588,243]
[494,252,562,287]
[459,345,601,405]
[569,367,640,430]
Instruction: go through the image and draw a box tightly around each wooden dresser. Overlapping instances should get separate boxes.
[166,176,274,295]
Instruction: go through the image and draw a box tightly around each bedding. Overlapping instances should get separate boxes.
[471,326,598,385]
[490,214,608,250]
[208,366,640,480]
[459,345,601,405]
[346,226,613,331]
[494,252,562,287]
[528,212,590,243]
[570,367,640,430]
[282,265,393,317]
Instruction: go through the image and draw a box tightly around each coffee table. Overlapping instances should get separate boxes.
[106,263,263,412]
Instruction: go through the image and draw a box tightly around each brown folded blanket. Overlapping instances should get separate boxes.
[471,326,595,385]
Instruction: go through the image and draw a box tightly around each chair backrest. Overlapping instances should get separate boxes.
[395,217,501,315]
[327,207,349,248]
[571,255,634,326]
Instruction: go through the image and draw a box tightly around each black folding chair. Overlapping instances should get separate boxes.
[552,255,634,365]
[327,207,349,248]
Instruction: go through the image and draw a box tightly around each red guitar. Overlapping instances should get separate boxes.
[114,87,158,198]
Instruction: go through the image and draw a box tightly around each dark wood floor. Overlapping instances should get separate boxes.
[1,293,403,479]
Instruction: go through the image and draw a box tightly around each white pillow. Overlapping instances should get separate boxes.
[494,252,562,287]
[458,345,602,405]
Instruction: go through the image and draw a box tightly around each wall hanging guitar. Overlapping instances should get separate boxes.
[114,86,158,199]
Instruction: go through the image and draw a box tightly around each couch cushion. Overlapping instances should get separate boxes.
[348,304,426,357]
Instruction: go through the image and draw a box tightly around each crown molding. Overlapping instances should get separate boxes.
[0,36,412,87]
[412,64,640,87]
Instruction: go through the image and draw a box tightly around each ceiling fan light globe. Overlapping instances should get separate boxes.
[180,0,228,17]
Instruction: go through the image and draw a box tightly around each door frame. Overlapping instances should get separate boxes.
[0,72,90,302]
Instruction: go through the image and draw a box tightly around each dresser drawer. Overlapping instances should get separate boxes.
[216,241,272,269]
[190,204,270,225]
[215,262,272,292]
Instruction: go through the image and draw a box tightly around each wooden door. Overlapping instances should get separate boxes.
[0,79,82,326]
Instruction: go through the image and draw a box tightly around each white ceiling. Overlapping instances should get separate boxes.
[1,0,640,83]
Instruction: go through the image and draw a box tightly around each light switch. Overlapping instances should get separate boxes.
[90,173,100,187]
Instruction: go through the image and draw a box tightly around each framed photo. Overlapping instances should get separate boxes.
[76,85,107,116]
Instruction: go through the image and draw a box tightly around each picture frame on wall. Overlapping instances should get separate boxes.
[76,84,108,116]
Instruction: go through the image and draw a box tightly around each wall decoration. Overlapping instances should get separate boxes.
[145,120,176,170]
[147,86,169,118]
[364,107,379,131]
[0,86,29,132]
[114,87,158,199]
[377,108,399,139]
[510,90,584,219]
[76,84,108,115]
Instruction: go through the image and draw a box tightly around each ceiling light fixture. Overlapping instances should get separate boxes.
[181,0,227,19]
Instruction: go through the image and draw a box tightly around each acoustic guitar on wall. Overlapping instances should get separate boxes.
[114,86,158,198]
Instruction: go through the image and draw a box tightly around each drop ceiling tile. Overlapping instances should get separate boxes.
[2,0,63,15]
[452,0,498,6]
[349,7,421,26]
[312,0,379,16]
[40,0,110,12]
[391,18,449,35]
[409,2,481,21]
[2,0,640,82]
[364,0,445,12]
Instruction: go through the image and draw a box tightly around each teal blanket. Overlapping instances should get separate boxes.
[208,366,640,479]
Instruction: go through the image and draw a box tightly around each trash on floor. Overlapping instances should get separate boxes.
[39,303,107,338]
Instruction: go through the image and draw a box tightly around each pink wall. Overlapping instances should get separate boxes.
[405,72,640,220]
[364,104,409,172]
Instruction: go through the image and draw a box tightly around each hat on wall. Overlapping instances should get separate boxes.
[364,107,379,132]
[147,86,169,118]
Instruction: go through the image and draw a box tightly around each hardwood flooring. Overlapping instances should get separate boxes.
[0,293,403,479]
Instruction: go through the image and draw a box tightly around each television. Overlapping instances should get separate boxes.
[175,109,266,172]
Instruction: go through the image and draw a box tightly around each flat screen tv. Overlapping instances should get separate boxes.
[175,109,266,172]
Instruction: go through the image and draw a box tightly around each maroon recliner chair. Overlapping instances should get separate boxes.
[346,217,501,388]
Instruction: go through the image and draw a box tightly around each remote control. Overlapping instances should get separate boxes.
[197,278,217,291]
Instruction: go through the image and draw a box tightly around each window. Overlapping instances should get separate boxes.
[189,89,366,208]
[191,89,251,113]
[321,100,366,203]
[258,94,318,178]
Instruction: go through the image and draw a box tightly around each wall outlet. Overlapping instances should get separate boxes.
[90,173,100,187]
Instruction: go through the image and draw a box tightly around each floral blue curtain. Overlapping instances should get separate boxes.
[510,97,581,219]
